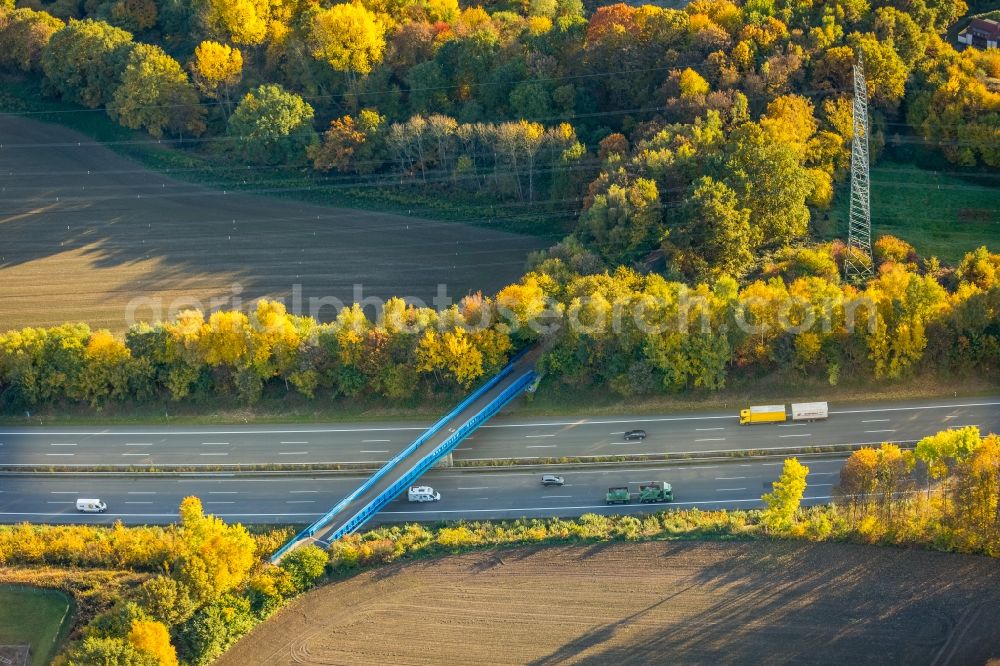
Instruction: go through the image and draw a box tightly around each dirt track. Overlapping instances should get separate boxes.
[219,541,1000,666]
[0,116,547,332]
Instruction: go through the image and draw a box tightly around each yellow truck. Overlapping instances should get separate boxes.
[739,404,787,425]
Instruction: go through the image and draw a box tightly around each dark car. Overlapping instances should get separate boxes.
[624,429,647,441]
[541,474,565,487]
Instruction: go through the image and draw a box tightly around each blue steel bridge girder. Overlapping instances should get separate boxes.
[270,349,539,563]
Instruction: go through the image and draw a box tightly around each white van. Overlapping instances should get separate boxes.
[407,486,441,502]
[76,499,107,513]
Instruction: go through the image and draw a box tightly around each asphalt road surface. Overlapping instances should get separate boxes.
[0,456,850,525]
[0,396,996,468]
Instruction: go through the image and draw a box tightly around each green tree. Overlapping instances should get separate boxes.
[175,594,255,665]
[110,43,205,138]
[65,636,158,666]
[228,84,317,164]
[724,122,812,247]
[675,176,754,279]
[0,7,63,73]
[762,457,809,531]
[137,576,197,627]
[579,174,662,265]
[848,32,908,110]
[41,18,134,108]
[279,545,328,592]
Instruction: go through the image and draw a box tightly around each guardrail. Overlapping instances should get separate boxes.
[316,369,537,545]
[269,349,530,563]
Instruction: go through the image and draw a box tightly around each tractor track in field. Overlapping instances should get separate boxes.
[218,540,1000,665]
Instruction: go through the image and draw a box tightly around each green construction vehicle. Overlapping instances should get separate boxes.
[638,482,673,503]
[605,487,631,505]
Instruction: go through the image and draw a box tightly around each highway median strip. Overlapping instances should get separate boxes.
[0,441,916,476]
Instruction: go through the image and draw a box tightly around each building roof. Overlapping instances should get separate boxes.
[968,18,1000,39]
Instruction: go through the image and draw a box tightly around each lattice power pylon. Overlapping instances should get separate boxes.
[844,57,874,283]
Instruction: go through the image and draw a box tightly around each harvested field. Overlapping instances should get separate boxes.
[0,116,547,332]
[220,541,1000,665]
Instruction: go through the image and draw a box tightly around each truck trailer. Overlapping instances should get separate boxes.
[638,482,674,503]
[739,404,787,425]
[606,487,631,505]
[791,401,829,421]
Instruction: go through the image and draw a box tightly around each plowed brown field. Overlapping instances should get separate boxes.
[0,116,546,332]
[219,541,1000,666]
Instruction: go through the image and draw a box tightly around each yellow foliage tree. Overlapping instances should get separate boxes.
[197,0,268,45]
[190,40,242,114]
[173,497,256,604]
[127,619,178,666]
[309,3,386,76]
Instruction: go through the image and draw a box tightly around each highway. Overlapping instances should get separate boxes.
[0,457,851,525]
[0,397,996,468]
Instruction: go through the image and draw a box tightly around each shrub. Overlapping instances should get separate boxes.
[279,545,328,592]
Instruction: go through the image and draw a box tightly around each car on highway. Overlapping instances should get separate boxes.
[76,498,107,513]
[541,474,565,487]
[407,486,441,502]
[623,429,647,441]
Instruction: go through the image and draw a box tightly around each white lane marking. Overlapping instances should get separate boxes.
[862,419,890,423]
[865,429,896,434]
[715,476,747,480]
[122,453,149,456]
[205,501,235,504]
[201,442,229,446]
[45,453,75,456]
[779,434,812,438]
[525,434,556,438]
[454,448,471,452]
[208,491,238,495]
[809,483,834,487]
[696,428,725,431]
[362,439,391,443]
[50,443,77,446]
[125,443,153,446]
[46,501,74,505]
[286,500,316,504]
[832,402,1000,415]
[761,462,784,466]
[457,487,488,491]
[50,491,78,494]
[359,450,389,453]
[289,490,319,494]
[717,488,747,492]
[199,453,228,456]
[278,451,309,455]
[281,441,308,445]
[950,424,979,429]
[778,424,806,427]
[542,495,572,498]
[695,438,726,442]
[0,400,992,438]
[809,472,838,476]
[526,445,557,449]
[127,492,156,495]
